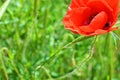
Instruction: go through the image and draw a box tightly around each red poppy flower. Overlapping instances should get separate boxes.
[63,0,119,36]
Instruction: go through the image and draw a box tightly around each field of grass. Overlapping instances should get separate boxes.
[0,0,120,80]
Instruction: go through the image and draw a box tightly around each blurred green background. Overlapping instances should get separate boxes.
[0,0,120,80]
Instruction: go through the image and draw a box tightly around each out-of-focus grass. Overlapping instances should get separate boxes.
[0,0,120,80]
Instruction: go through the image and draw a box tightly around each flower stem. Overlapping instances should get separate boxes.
[53,36,97,79]
[36,36,92,70]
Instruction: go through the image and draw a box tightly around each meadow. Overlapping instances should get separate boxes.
[0,0,120,80]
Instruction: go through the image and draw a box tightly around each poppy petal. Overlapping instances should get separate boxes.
[105,0,119,11]
[87,0,113,13]
[88,27,118,36]
[79,25,94,33]
[63,7,91,31]
[105,0,119,23]
[86,29,108,36]
[95,29,107,34]
[90,11,108,30]
[70,0,85,8]
[69,7,91,27]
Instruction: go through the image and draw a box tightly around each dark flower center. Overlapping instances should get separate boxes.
[104,22,111,29]
[84,14,97,25]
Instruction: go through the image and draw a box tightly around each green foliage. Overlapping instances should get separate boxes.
[0,0,120,80]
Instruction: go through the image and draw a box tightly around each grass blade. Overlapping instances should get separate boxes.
[0,0,11,19]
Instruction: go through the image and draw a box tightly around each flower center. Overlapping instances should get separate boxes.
[104,22,111,29]
[84,14,97,25]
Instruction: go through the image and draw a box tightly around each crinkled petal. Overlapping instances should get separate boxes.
[69,7,91,27]
[105,0,119,24]
[87,0,113,13]
[105,0,119,11]
[70,0,85,8]
[63,7,91,32]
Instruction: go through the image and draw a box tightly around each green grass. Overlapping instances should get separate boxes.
[0,0,120,80]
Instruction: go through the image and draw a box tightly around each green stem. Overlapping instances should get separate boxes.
[77,36,97,67]
[109,34,114,80]
[33,0,39,43]
[0,50,8,80]
[53,36,97,80]
[1,48,24,80]
[34,0,38,18]
[36,36,92,70]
